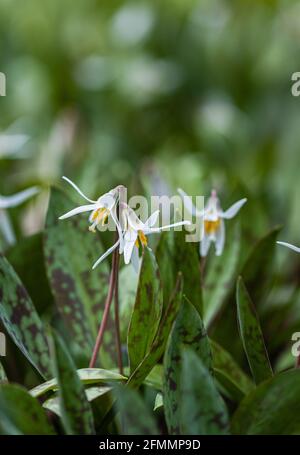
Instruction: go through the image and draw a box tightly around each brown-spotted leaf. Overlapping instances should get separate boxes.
[44,187,114,367]
[127,274,183,389]
[0,254,51,379]
[128,247,163,373]
[236,277,273,384]
[0,384,55,435]
[164,298,212,434]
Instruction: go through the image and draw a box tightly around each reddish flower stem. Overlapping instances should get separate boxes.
[89,245,119,368]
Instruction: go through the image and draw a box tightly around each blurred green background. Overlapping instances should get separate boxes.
[0,0,300,263]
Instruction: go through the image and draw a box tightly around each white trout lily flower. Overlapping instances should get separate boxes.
[178,188,247,257]
[59,176,124,239]
[277,241,300,253]
[0,186,39,245]
[92,203,190,271]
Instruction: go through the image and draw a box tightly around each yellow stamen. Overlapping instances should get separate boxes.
[204,219,220,235]
[138,230,148,247]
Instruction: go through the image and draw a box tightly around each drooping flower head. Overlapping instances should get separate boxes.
[178,188,247,257]
[277,241,300,253]
[92,202,190,271]
[59,176,125,240]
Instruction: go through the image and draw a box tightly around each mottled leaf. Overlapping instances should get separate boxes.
[114,385,159,435]
[157,230,202,316]
[180,349,229,435]
[0,254,51,379]
[52,331,95,435]
[0,384,55,435]
[7,233,53,314]
[204,222,241,326]
[164,298,212,434]
[30,368,126,398]
[44,187,114,367]
[128,248,163,373]
[236,277,273,384]
[127,274,183,389]
[210,339,254,401]
[231,369,300,435]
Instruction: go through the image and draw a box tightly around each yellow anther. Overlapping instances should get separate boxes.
[138,230,148,247]
[204,219,221,235]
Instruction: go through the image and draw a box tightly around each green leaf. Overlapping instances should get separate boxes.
[52,331,95,435]
[44,187,114,367]
[156,230,176,307]
[43,386,111,416]
[164,299,212,434]
[114,385,159,435]
[0,384,55,435]
[231,369,300,435]
[236,277,273,384]
[0,254,51,379]
[128,248,163,373]
[241,225,281,303]
[127,273,183,389]
[204,222,241,326]
[30,367,126,398]
[210,339,254,401]
[180,349,229,435]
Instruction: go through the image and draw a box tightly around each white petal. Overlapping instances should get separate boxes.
[0,209,15,245]
[0,187,39,209]
[126,206,144,231]
[59,204,96,220]
[145,210,160,228]
[200,234,212,257]
[92,239,120,269]
[178,188,204,217]
[62,176,96,203]
[277,241,300,253]
[146,220,190,234]
[215,219,225,256]
[220,198,247,219]
[130,245,140,273]
[124,231,137,264]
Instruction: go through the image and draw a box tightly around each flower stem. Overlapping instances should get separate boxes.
[114,258,123,375]
[89,244,119,368]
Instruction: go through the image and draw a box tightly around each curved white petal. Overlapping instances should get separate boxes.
[62,176,96,203]
[200,234,212,257]
[130,245,140,273]
[178,188,204,217]
[145,210,160,228]
[146,220,190,234]
[59,204,96,220]
[220,198,247,219]
[215,219,225,256]
[0,186,39,209]
[277,241,300,253]
[92,239,120,269]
